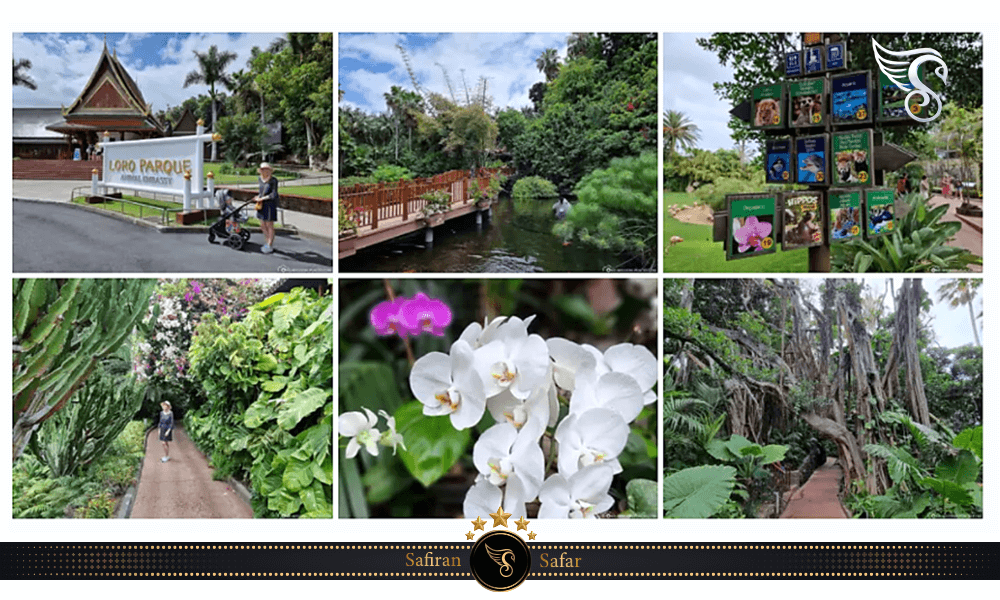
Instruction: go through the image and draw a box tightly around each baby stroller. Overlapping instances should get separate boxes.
[209,190,253,250]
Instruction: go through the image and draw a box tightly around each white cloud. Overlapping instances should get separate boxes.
[13,33,283,113]
[339,32,568,114]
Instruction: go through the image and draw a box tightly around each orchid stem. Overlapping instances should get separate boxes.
[383,279,415,367]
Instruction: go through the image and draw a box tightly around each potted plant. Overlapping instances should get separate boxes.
[418,189,450,227]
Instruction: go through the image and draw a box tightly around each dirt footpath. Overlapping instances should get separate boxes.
[779,457,850,519]
[130,426,253,519]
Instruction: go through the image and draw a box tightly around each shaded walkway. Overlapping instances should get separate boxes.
[131,426,253,519]
[779,457,850,519]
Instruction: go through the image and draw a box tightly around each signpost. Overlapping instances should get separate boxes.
[717,33,923,272]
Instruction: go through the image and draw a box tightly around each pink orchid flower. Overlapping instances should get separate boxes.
[733,216,772,253]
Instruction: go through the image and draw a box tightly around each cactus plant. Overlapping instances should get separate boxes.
[12,279,157,460]
[29,367,146,477]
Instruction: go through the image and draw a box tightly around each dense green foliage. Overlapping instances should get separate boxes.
[187,287,333,518]
[13,278,157,460]
[214,113,268,166]
[499,33,657,196]
[13,420,146,519]
[511,176,559,202]
[553,152,656,267]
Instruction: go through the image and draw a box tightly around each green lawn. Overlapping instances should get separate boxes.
[283,184,332,199]
[74,195,283,229]
[663,192,809,273]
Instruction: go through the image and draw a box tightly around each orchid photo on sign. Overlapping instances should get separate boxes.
[727,195,776,260]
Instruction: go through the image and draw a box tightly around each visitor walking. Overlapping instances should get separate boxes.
[941,173,952,199]
[920,175,930,200]
[159,401,173,463]
[252,162,279,254]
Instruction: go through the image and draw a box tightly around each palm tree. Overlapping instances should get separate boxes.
[535,48,560,82]
[13,58,37,90]
[936,279,982,346]
[183,45,237,161]
[663,110,701,160]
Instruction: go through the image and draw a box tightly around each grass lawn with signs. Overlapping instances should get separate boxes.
[662,192,809,273]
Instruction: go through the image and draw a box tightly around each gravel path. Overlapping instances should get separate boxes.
[130,426,253,519]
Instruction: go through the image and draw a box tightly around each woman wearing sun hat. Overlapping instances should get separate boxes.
[253,162,279,253]
[158,401,174,463]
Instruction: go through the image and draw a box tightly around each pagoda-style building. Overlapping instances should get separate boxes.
[46,41,165,150]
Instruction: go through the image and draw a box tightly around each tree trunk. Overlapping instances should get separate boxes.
[210,97,219,162]
[895,280,930,425]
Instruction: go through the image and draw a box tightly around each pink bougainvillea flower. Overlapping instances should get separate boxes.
[398,293,452,337]
[733,216,772,253]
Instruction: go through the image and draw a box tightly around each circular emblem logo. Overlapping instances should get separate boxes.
[761,237,774,249]
[816,171,825,182]
[782,171,789,180]
[850,225,860,235]
[856,107,868,120]
[911,103,922,115]
[812,113,821,124]
[772,113,780,125]
[470,530,531,591]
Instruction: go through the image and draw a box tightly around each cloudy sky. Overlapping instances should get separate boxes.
[339,33,569,114]
[662,32,740,153]
[13,33,282,112]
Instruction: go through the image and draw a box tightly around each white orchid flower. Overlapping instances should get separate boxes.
[486,364,554,442]
[472,423,545,518]
[463,478,503,519]
[538,464,615,519]
[603,344,658,405]
[473,323,549,400]
[569,371,645,424]
[377,409,406,455]
[339,407,380,458]
[409,339,486,430]
[554,408,629,477]
[546,337,598,391]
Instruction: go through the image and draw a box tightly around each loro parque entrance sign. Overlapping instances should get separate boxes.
[95,120,221,212]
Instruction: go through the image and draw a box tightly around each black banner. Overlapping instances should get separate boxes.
[2,543,998,579]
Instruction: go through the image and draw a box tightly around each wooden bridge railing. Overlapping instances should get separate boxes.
[339,167,509,231]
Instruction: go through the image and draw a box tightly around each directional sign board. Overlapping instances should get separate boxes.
[831,71,873,125]
[865,189,896,237]
[751,83,785,129]
[782,191,824,250]
[831,129,874,186]
[766,138,793,183]
[727,194,777,260]
[796,134,828,184]
[788,78,828,128]
[877,65,925,123]
[829,189,863,243]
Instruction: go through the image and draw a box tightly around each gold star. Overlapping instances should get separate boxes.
[465,532,475,540]
[471,516,486,531]
[490,506,512,528]
[527,531,537,540]
[514,516,530,531]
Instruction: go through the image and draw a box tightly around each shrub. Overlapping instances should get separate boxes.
[511,176,558,201]
[419,190,451,217]
[75,492,117,519]
[371,164,414,183]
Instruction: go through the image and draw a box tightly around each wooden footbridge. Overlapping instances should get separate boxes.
[338,168,508,259]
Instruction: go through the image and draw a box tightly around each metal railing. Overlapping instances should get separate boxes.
[71,187,178,225]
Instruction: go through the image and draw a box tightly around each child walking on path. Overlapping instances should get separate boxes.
[159,401,173,463]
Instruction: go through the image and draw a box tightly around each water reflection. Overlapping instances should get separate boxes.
[341,196,633,273]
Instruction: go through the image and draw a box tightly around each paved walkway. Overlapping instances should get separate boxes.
[13,179,332,244]
[131,426,253,519]
[930,193,983,272]
[779,457,850,518]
